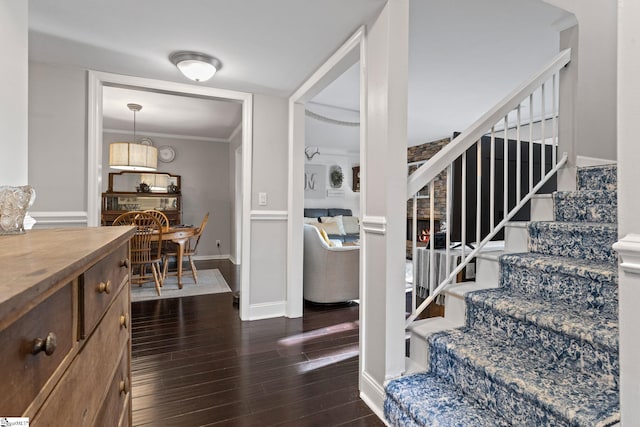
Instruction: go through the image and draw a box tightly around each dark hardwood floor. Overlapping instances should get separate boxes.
[130,260,384,426]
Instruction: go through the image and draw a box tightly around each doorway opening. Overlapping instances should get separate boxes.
[87,71,253,318]
[287,27,366,317]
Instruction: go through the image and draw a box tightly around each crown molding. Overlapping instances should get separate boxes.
[103,128,230,143]
[228,122,243,142]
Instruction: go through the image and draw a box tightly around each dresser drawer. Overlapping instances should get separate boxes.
[94,345,130,427]
[33,285,130,426]
[82,242,129,337]
[0,283,74,415]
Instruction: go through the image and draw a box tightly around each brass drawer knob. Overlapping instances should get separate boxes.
[120,259,129,269]
[32,332,57,356]
[119,377,129,394]
[119,314,128,329]
[97,280,111,294]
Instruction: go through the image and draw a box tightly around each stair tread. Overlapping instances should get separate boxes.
[385,372,510,427]
[445,280,499,298]
[408,316,459,336]
[500,252,618,282]
[553,190,618,223]
[528,221,618,263]
[577,164,617,191]
[554,189,617,200]
[529,221,617,231]
[475,250,504,261]
[431,328,620,426]
[466,287,618,351]
[505,221,529,228]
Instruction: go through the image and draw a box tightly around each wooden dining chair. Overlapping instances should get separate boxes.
[163,212,209,284]
[143,209,170,231]
[113,211,164,295]
[143,209,171,273]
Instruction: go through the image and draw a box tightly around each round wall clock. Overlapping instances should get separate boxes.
[158,145,176,163]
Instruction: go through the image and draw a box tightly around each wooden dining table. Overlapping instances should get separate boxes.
[152,225,198,289]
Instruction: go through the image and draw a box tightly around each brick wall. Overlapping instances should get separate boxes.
[406,137,451,258]
[407,137,450,223]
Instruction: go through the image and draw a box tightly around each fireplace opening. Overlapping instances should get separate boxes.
[407,218,440,242]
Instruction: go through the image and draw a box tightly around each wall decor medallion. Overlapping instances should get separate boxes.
[158,145,176,163]
[329,165,344,188]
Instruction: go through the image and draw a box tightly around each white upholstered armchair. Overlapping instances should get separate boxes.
[303,224,360,303]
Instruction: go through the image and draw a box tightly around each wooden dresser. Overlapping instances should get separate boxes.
[0,227,135,426]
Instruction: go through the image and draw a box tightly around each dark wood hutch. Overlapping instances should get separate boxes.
[101,171,182,226]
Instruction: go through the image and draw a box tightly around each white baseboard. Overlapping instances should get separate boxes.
[193,254,230,261]
[576,155,616,167]
[246,301,286,320]
[360,371,388,425]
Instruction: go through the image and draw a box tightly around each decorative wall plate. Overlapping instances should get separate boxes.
[138,137,154,146]
[158,145,176,163]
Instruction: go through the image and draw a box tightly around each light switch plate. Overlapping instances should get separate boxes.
[258,192,267,206]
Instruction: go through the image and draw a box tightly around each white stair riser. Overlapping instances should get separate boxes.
[408,317,464,371]
[444,293,466,326]
[505,225,528,253]
[475,256,500,283]
[530,195,554,221]
[409,334,429,371]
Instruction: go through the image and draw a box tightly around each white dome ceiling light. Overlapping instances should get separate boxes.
[170,51,222,82]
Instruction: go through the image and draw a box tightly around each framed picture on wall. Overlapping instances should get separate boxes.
[352,166,360,192]
[304,164,326,199]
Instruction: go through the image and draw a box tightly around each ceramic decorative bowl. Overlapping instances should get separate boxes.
[0,185,36,234]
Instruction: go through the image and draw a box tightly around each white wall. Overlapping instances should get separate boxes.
[544,0,617,161]
[303,149,360,217]
[303,102,361,216]
[251,94,289,211]
[0,1,28,186]
[29,61,87,212]
[103,132,231,258]
[247,93,289,319]
[616,0,640,422]
[28,36,290,320]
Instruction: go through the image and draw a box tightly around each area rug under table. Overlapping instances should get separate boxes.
[131,268,231,302]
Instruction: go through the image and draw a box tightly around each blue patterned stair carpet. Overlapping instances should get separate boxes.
[385,164,619,426]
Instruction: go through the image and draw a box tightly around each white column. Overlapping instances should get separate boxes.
[616,0,640,422]
[544,0,617,162]
[286,101,306,318]
[556,25,578,191]
[359,0,409,417]
[0,0,28,185]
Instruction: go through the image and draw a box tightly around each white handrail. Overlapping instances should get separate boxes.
[405,48,571,326]
[407,48,571,198]
[406,154,567,325]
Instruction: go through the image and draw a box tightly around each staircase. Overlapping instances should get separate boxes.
[385,164,620,426]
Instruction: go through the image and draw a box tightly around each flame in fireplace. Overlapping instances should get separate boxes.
[418,229,430,243]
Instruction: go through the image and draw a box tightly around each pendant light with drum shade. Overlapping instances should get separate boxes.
[109,103,158,171]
